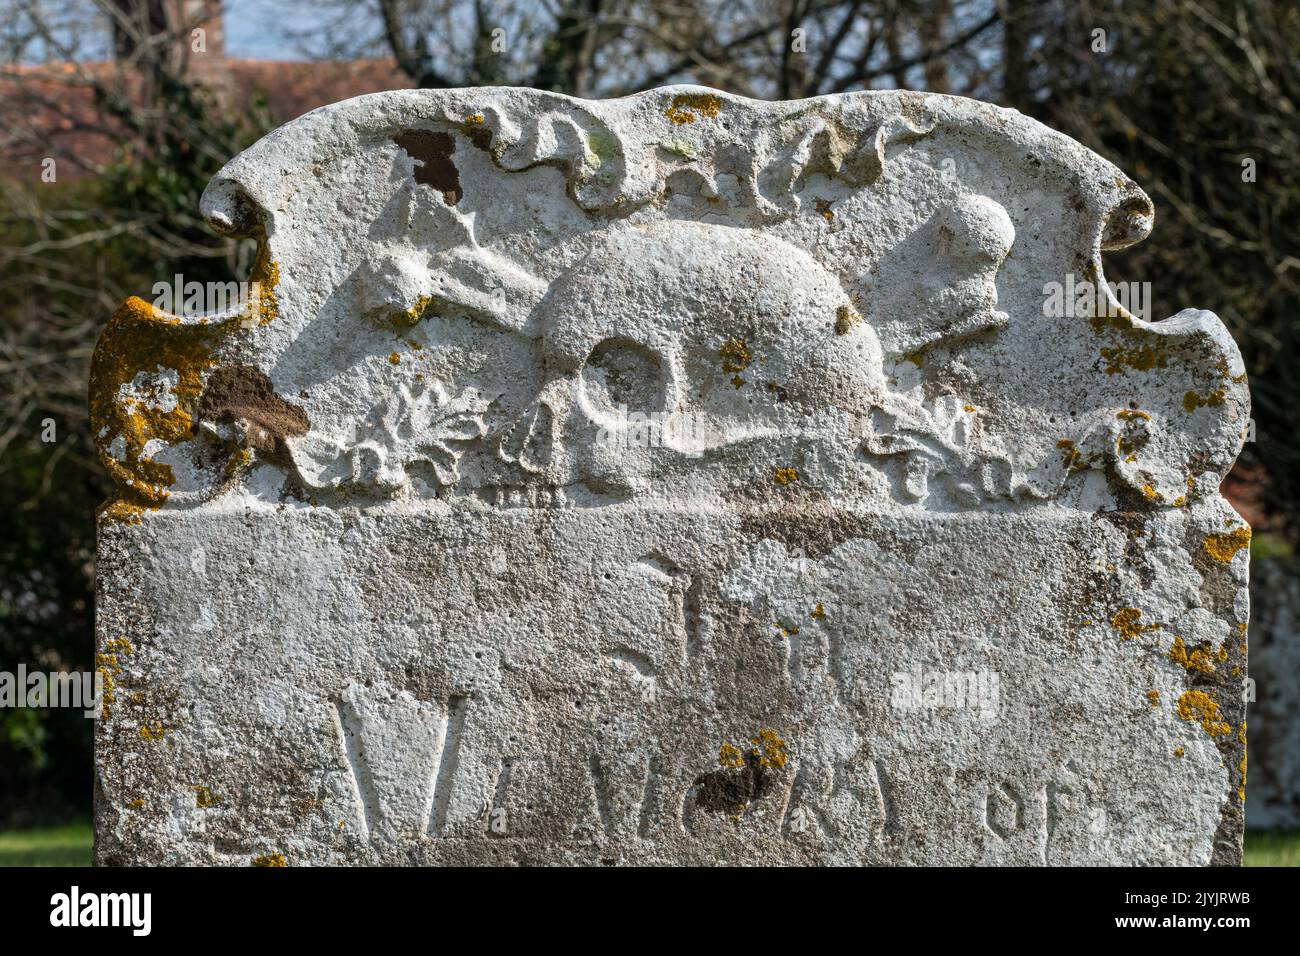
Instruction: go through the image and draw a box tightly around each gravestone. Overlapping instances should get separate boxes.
[91,86,1251,866]
[1244,557,1300,830]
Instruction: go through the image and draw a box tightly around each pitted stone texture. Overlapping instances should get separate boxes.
[92,87,1250,866]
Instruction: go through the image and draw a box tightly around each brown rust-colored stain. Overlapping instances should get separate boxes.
[198,364,309,453]
[392,129,462,204]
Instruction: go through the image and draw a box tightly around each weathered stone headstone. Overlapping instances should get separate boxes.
[92,87,1251,866]
[1245,557,1299,830]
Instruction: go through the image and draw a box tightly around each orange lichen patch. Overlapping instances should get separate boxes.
[1116,409,1150,422]
[95,635,134,719]
[811,602,826,620]
[1214,356,1248,384]
[1112,607,1159,641]
[249,237,280,326]
[1183,388,1226,413]
[1174,747,1185,758]
[834,304,860,335]
[718,743,745,769]
[749,728,789,769]
[665,92,722,124]
[1088,311,1132,334]
[251,853,287,867]
[1140,484,1165,503]
[128,798,146,809]
[1203,527,1251,563]
[1177,690,1232,738]
[194,785,221,808]
[1146,689,1161,708]
[465,113,485,125]
[396,293,434,328]
[139,719,166,742]
[1168,635,1215,673]
[720,337,752,375]
[773,467,799,486]
[814,198,834,222]
[1100,344,1167,375]
[1057,439,1086,472]
[89,296,229,514]
[1238,726,1248,802]
[776,620,800,638]
[105,635,136,656]
[97,499,146,525]
[389,352,401,365]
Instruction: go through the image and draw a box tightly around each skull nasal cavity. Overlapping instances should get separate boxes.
[582,338,664,412]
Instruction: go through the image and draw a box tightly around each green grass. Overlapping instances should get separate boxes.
[0,822,1295,866]
[0,822,92,867]
[1244,829,1300,866]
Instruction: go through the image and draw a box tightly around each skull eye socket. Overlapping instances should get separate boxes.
[580,337,666,416]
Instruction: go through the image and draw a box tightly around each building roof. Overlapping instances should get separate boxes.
[0,57,412,179]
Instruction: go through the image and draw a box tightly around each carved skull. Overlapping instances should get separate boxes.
[501,220,887,496]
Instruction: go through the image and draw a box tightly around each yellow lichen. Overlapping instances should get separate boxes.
[1177,690,1232,738]
[1203,527,1251,563]
[1174,747,1184,758]
[811,602,826,620]
[1100,344,1167,375]
[96,636,134,719]
[1183,388,1226,413]
[1112,607,1159,641]
[251,853,287,867]
[249,237,280,326]
[389,352,401,365]
[750,728,789,769]
[465,113,485,125]
[223,446,254,478]
[773,467,799,486]
[1146,689,1161,708]
[665,92,722,124]
[1056,439,1086,472]
[396,293,434,327]
[1140,484,1165,503]
[89,296,223,513]
[194,785,221,808]
[139,719,166,742]
[718,743,745,769]
[1168,635,1216,673]
[719,338,752,375]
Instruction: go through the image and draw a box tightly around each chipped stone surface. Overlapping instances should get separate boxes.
[92,86,1250,865]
